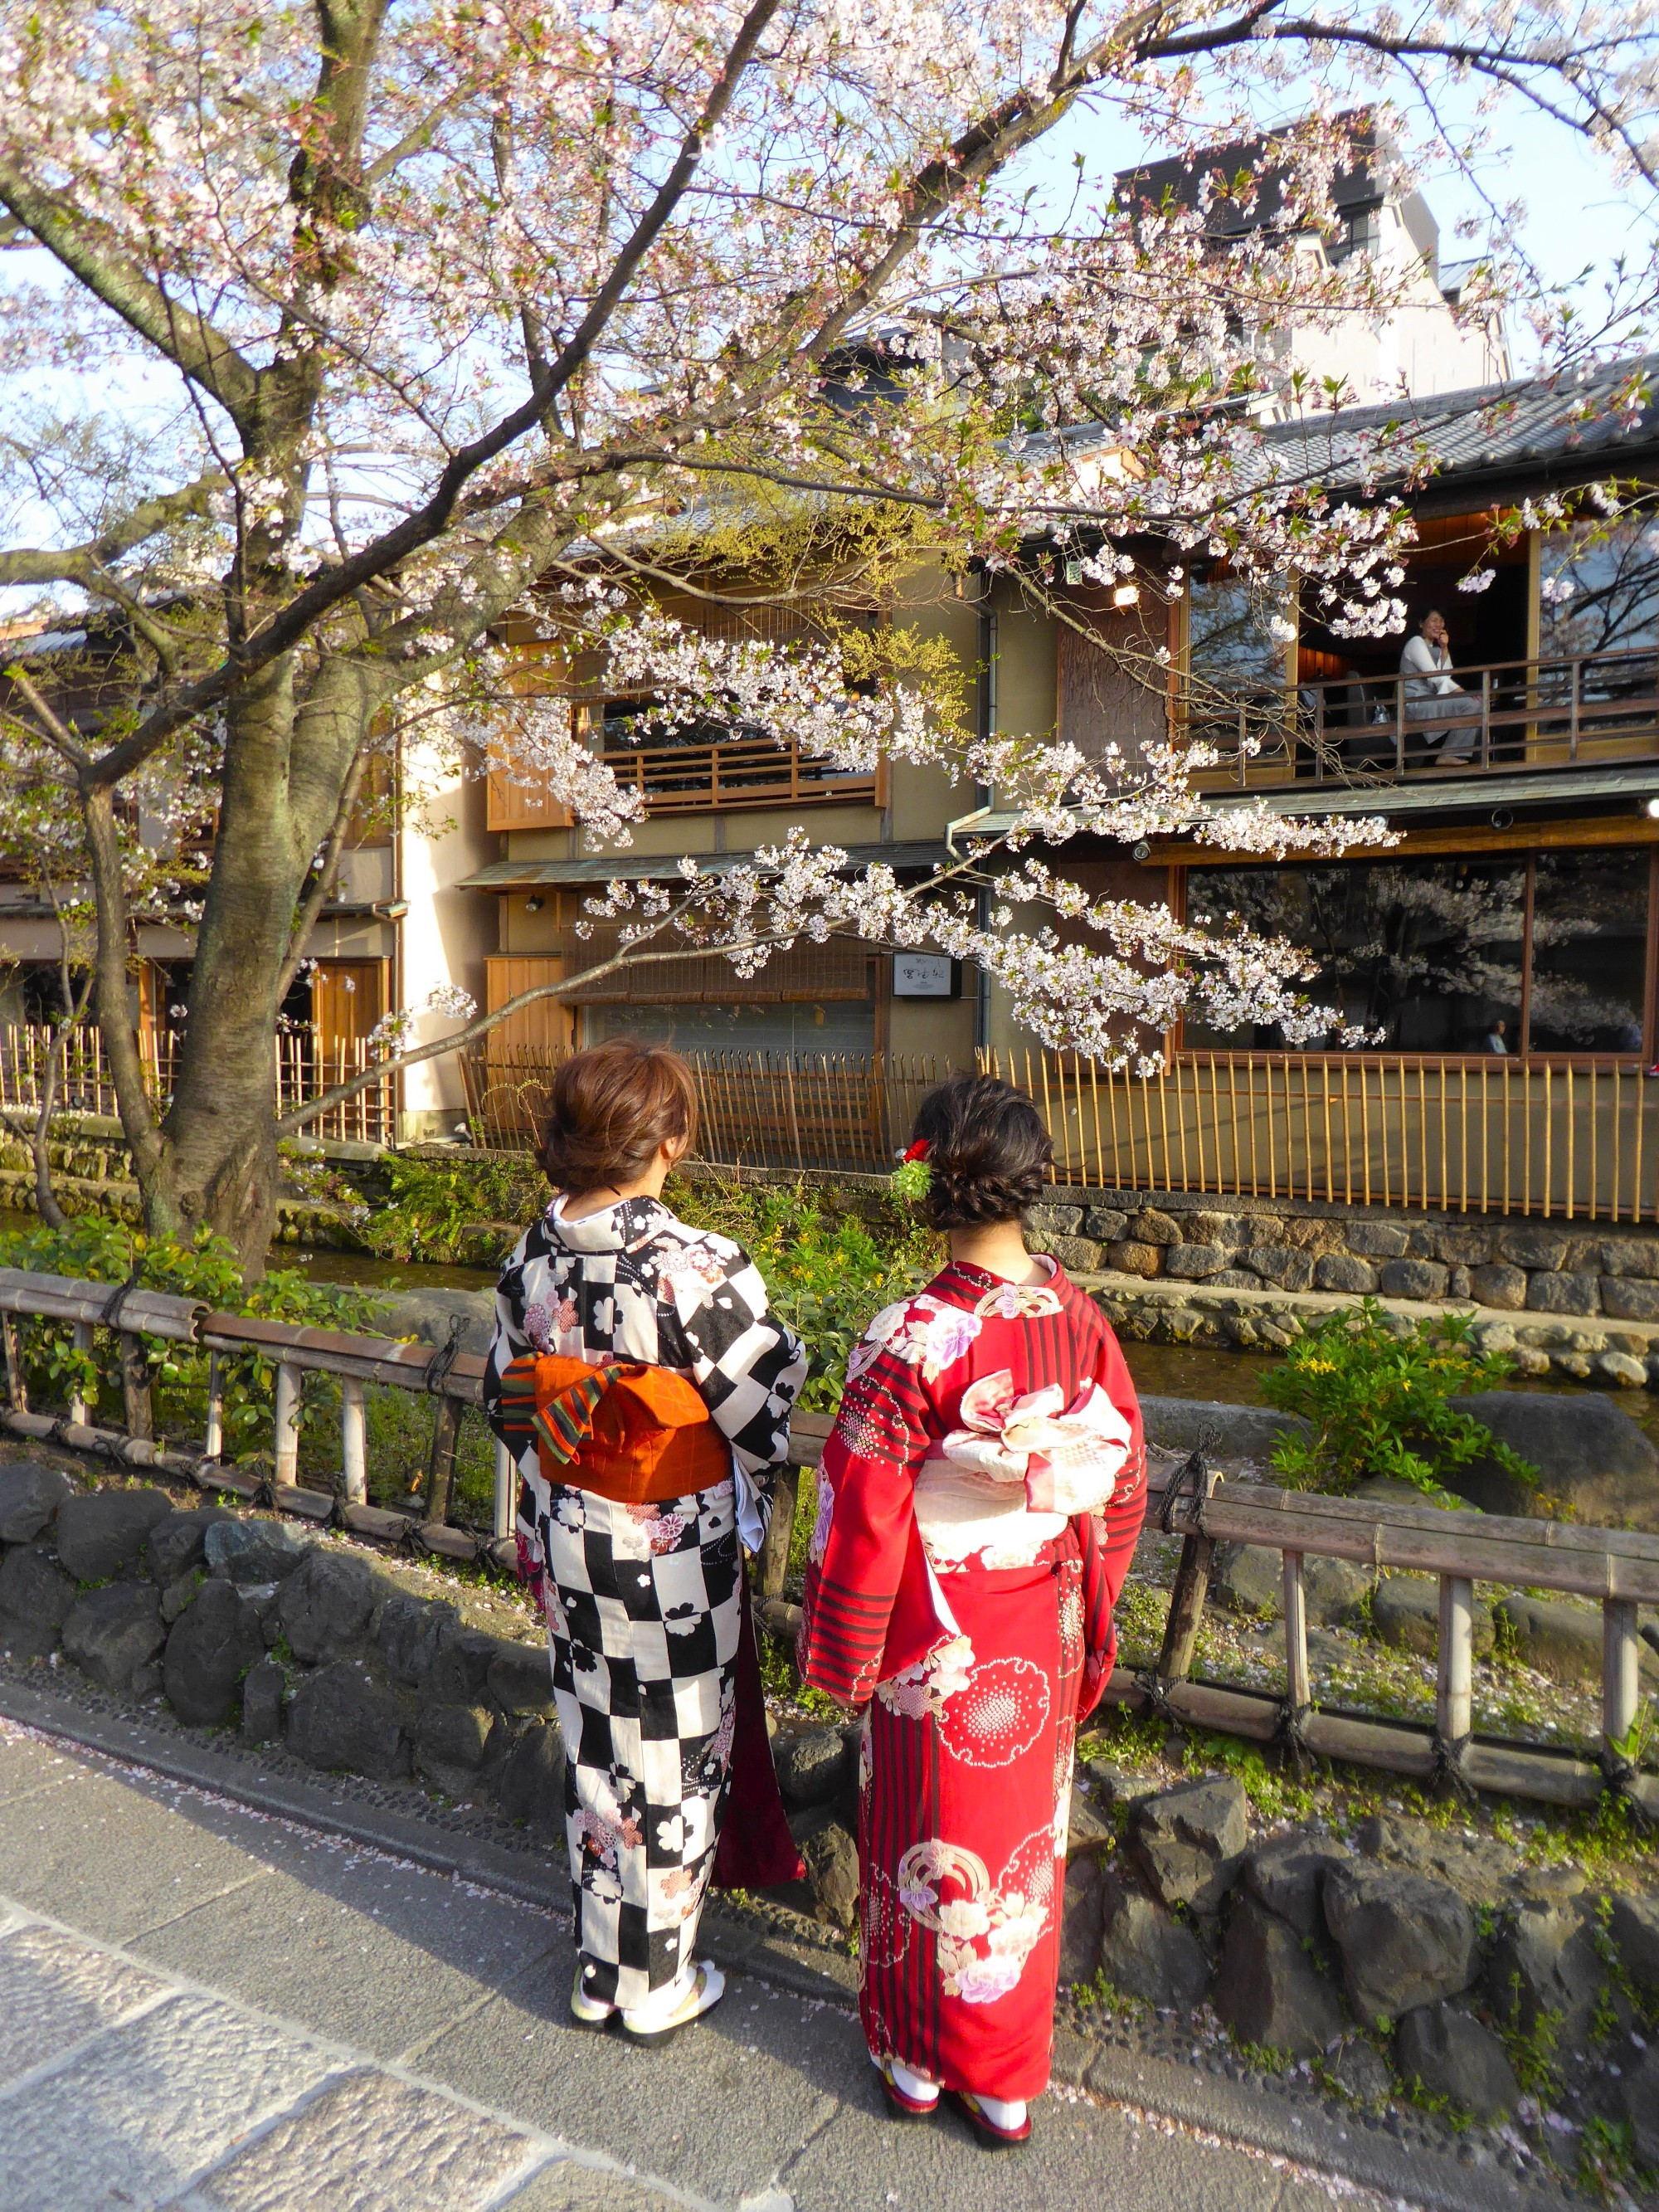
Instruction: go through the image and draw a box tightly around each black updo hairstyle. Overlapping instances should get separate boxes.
[908,1069,1053,1231]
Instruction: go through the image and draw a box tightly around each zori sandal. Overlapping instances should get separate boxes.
[568,1966,616,2033]
[949,2088,1032,2150]
[619,1961,726,2044]
[873,2054,940,2121]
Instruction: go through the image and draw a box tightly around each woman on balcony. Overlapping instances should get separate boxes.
[484,1039,805,2042]
[796,1072,1147,2149]
[1401,606,1482,765]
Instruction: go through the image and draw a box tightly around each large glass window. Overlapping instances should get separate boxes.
[584,1000,876,1058]
[1538,518,1659,662]
[1528,850,1648,1053]
[1185,847,1647,1056]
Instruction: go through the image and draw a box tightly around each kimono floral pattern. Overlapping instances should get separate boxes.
[799,1256,1147,2103]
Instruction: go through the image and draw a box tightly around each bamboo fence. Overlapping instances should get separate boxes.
[0,1025,396,1145]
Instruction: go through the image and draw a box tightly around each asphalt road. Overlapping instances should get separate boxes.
[0,1717,1408,2212]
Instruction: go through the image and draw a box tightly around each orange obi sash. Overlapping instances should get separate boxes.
[501,1352,732,1505]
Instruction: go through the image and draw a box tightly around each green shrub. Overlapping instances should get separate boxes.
[664,1176,938,1411]
[1261,1298,1539,1501]
[362,1152,545,1263]
[0,1216,384,1466]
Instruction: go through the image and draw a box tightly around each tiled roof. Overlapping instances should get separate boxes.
[1256,353,1659,495]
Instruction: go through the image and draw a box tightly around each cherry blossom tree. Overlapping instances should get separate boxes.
[0,0,1655,1270]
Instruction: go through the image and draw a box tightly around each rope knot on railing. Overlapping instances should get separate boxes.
[1433,1730,1477,1802]
[422,1313,468,1396]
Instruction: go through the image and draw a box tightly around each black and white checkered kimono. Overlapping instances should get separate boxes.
[483,1193,805,2009]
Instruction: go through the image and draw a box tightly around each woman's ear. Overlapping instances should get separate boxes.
[662,1131,691,1170]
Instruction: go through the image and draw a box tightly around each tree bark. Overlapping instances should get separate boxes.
[129,654,372,1276]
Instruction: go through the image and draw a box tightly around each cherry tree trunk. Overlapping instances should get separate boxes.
[124,658,367,1278]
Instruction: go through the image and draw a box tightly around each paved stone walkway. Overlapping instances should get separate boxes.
[0,1720,1424,2211]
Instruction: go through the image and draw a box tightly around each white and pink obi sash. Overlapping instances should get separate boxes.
[912,1368,1133,1568]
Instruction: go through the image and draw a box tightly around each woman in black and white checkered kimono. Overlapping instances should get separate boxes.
[483,1042,805,2040]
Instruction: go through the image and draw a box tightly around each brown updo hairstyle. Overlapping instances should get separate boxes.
[909,1069,1052,1230]
[538,1039,698,1194]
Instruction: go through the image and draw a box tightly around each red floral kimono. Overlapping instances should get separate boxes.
[797,1259,1146,2102]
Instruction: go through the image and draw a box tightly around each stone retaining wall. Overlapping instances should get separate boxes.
[1027,1186,1659,1323]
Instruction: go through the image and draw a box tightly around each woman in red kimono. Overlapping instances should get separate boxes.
[797,1072,1146,2148]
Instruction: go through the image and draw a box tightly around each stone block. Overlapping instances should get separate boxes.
[774,1725,854,1808]
[493,1716,567,1836]
[1281,1217,1345,1255]
[1213,1895,1346,2058]
[1394,2003,1519,2122]
[486,1635,557,1716]
[240,1654,285,1744]
[1314,1253,1377,1294]
[1468,1264,1528,1311]
[1497,1592,1653,1687]
[1499,1225,1572,1270]
[1243,1247,1315,1291]
[203,1518,314,1583]
[1097,1866,1210,2010]
[0,1461,73,1544]
[163,1577,265,1727]
[1163,1245,1232,1282]
[1608,1893,1659,1995]
[145,1507,234,1587]
[1209,1270,1264,1289]
[1329,2039,1393,2103]
[1058,1854,1105,1985]
[372,1593,460,1688]
[1433,1225,1495,1266]
[1243,1835,1345,1941]
[1378,1258,1450,1302]
[1048,1235,1102,1273]
[0,1545,77,1655]
[1345,1222,1410,1258]
[1138,1210,1181,1245]
[1083,1208,1130,1242]
[414,1702,494,1797]
[1446,1265,1472,1301]
[1488,1903,1605,2039]
[275,1547,385,1665]
[1598,1349,1649,1387]
[285,1659,411,1781]
[802,1820,859,1930]
[1620,2049,1659,2168]
[55,1487,173,1582]
[1131,1776,1248,1912]
[1372,1575,1494,1660]
[1323,1864,1477,2024]
[61,1581,166,1694]
[1446,1389,1659,1526]
[1107,1241,1163,1279]
[1236,1213,1286,1247]
[1526,1271,1601,1315]
[1185,1212,1245,1246]
[424,1621,500,1706]
[1598,1238,1659,1280]
[1066,1782,1113,1854]
[1026,1204,1083,1238]
[186,2069,535,2212]
[1598,1277,1659,1321]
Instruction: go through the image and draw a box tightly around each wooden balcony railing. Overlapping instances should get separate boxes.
[601,733,879,814]
[1183,643,1659,790]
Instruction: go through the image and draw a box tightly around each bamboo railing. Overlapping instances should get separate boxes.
[2,1263,1652,1810]
[0,1025,397,1145]
[461,1045,943,1172]
[985,1048,1659,1222]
